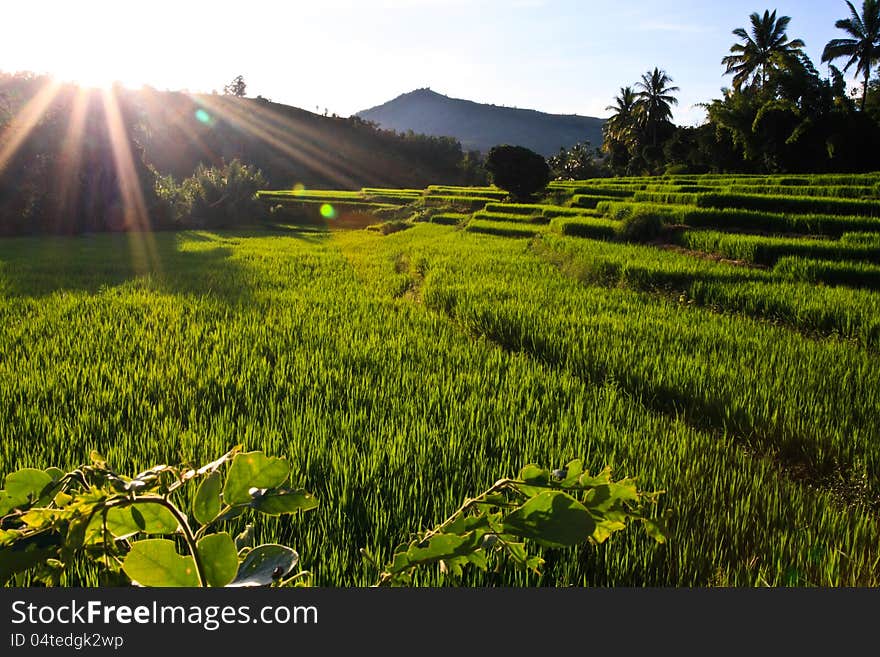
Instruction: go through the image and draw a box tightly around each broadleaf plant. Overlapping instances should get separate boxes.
[368,461,668,586]
[0,452,667,587]
[0,446,317,587]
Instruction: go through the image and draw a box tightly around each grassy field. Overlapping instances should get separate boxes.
[3,172,880,587]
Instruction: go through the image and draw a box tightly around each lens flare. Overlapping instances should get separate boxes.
[194,108,215,126]
[320,203,337,219]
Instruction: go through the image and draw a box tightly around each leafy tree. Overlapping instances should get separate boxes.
[548,141,607,180]
[484,145,550,200]
[722,10,806,90]
[635,68,679,148]
[223,75,247,98]
[822,0,880,111]
[602,86,640,173]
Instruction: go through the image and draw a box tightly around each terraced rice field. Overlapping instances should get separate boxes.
[3,173,880,586]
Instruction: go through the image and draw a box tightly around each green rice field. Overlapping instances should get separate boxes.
[3,172,880,586]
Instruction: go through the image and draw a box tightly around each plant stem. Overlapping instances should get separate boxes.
[107,496,208,587]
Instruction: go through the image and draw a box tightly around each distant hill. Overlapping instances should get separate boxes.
[0,72,473,193]
[356,88,605,157]
[137,92,468,189]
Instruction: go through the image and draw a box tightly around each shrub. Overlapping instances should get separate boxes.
[166,159,268,228]
[484,145,550,200]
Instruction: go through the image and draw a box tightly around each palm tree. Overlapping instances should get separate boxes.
[635,68,679,147]
[822,0,880,111]
[602,86,640,148]
[722,10,806,89]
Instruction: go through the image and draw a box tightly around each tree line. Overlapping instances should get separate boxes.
[594,1,880,176]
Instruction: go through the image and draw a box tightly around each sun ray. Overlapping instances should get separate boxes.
[0,78,62,174]
[138,88,220,170]
[194,95,367,189]
[100,87,161,275]
[51,87,90,232]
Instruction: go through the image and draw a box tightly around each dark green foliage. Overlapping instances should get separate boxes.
[0,77,165,235]
[484,145,550,200]
[163,160,268,228]
[547,141,609,180]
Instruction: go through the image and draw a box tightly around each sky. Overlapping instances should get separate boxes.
[0,0,859,126]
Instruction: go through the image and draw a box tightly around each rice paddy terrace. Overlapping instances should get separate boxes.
[3,172,880,586]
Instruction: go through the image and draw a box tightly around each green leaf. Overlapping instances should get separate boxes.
[61,514,93,560]
[560,459,584,487]
[0,529,22,547]
[504,540,529,565]
[130,504,180,534]
[466,549,489,570]
[197,533,239,587]
[4,469,53,507]
[193,471,222,525]
[122,539,201,587]
[45,467,65,482]
[19,508,61,529]
[585,482,640,516]
[406,533,473,564]
[579,465,613,488]
[252,488,318,515]
[591,519,627,544]
[519,464,550,486]
[502,491,596,548]
[0,492,15,516]
[85,504,180,544]
[0,535,59,584]
[641,518,667,544]
[387,549,411,575]
[223,452,290,505]
[228,544,299,587]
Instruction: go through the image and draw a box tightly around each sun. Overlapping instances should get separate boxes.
[5,3,158,91]
[41,40,151,91]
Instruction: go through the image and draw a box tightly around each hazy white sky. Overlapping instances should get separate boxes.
[1,0,858,125]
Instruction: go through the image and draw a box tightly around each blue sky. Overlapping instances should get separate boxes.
[1,0,860,126]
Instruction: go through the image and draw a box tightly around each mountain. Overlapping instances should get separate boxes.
[135,91,468,189]
[356,88,605,157]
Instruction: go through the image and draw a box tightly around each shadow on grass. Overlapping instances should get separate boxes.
[0,225,327,301]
